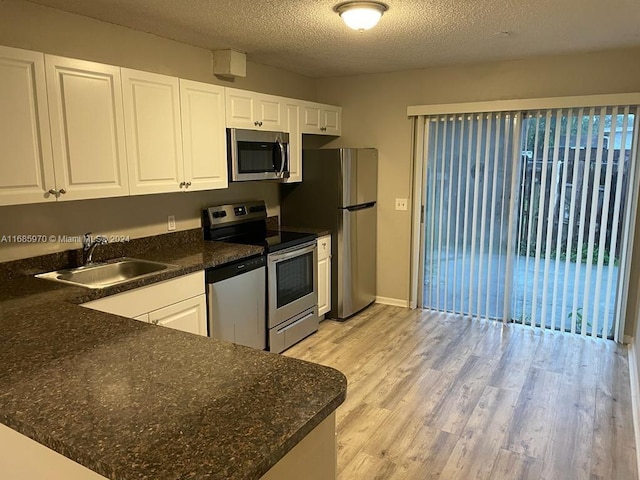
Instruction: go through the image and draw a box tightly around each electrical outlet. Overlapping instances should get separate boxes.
[395,198,408,211]
[167,215,176,231]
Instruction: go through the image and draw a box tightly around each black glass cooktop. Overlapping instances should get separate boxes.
[228,229,317,253]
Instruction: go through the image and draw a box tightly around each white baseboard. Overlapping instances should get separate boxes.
[627,340,640,479]
[375,296,410,308]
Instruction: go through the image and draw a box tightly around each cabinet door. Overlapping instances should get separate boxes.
[82,271,204,318]
[180,79,228,191]
[322,106,342,136]
[317,256,330,317]
[256,95,283,130]
[301,102,342,136]
[0,46,55,206]
[225,88,283,130]
[122,68,184,194]
[317,235,331,316]
[225,88,255,129]
[46,56,129,201]
[282,102,301,183]
[148,294,207,336]
[302,104,322,134]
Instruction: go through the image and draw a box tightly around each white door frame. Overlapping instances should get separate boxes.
[409,117,427,309]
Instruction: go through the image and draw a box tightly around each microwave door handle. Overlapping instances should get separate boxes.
[276,136,286,178]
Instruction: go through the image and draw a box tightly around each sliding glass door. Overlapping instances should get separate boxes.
[421,106,638,339]
[423,112,518,320]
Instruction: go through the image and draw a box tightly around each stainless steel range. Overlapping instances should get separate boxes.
[203,201,319,353]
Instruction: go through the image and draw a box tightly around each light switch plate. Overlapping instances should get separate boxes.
[167,215,176,231]
[395,198,408,211]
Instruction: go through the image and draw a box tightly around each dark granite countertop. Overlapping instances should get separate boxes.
[0,230,347,480]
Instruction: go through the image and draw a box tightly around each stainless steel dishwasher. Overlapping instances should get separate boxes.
[206,255,266,350]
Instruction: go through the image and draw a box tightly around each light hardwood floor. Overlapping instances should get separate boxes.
[284,304,638,480]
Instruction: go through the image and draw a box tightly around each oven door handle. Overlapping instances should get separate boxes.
[276,311,316,333]
[268,241,316,262]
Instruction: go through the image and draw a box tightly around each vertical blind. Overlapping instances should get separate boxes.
[422,106,639,339]
[424,112,518,320]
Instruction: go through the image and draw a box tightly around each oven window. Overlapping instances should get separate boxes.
[237,141,279,173]
[276,251,314,308]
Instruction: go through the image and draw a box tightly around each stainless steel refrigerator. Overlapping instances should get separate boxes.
[281,148,377,320]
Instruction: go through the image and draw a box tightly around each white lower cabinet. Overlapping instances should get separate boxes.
[148,295,207,336]
[317,235,332,317]
[82,271,207,336]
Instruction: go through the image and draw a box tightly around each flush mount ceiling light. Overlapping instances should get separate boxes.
[334,1,389,31]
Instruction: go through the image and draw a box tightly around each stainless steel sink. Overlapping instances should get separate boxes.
[36,258,177,289]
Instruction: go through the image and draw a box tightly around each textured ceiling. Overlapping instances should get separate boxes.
[26,0,640,78]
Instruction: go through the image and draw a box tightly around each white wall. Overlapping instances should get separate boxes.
[316,47,640,318]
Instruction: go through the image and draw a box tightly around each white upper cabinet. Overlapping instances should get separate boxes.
[0,45,344,206]
[302,102,342,136]
[0,46,55,206]
[179,79,228,191]
[45,55,129,201]
[225,88,284,130]
[283,102,301,183]
[257,95,284,130]
[122,68,184,195]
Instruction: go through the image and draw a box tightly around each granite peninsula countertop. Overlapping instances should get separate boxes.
[0,230,347,480]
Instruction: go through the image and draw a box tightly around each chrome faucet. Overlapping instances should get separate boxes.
[82,232,108,265]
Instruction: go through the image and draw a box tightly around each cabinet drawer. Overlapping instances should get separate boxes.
[317,235,331,260]
[269,309,319,353]
[82,271,204,319]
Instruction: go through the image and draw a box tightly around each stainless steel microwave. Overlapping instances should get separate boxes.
[227,128,290,182]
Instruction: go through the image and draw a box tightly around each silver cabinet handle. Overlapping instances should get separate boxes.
[254,121,263,127]
[320,126,327,132]
[151,319,159,325]
[179,181,186,188]
[59,188,66,194]
[186,181,192,187]
[48,189,57,195]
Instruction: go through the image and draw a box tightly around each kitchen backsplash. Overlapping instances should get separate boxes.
[0,182,279,262]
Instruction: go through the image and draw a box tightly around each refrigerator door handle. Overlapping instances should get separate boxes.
[344,201,376,212]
